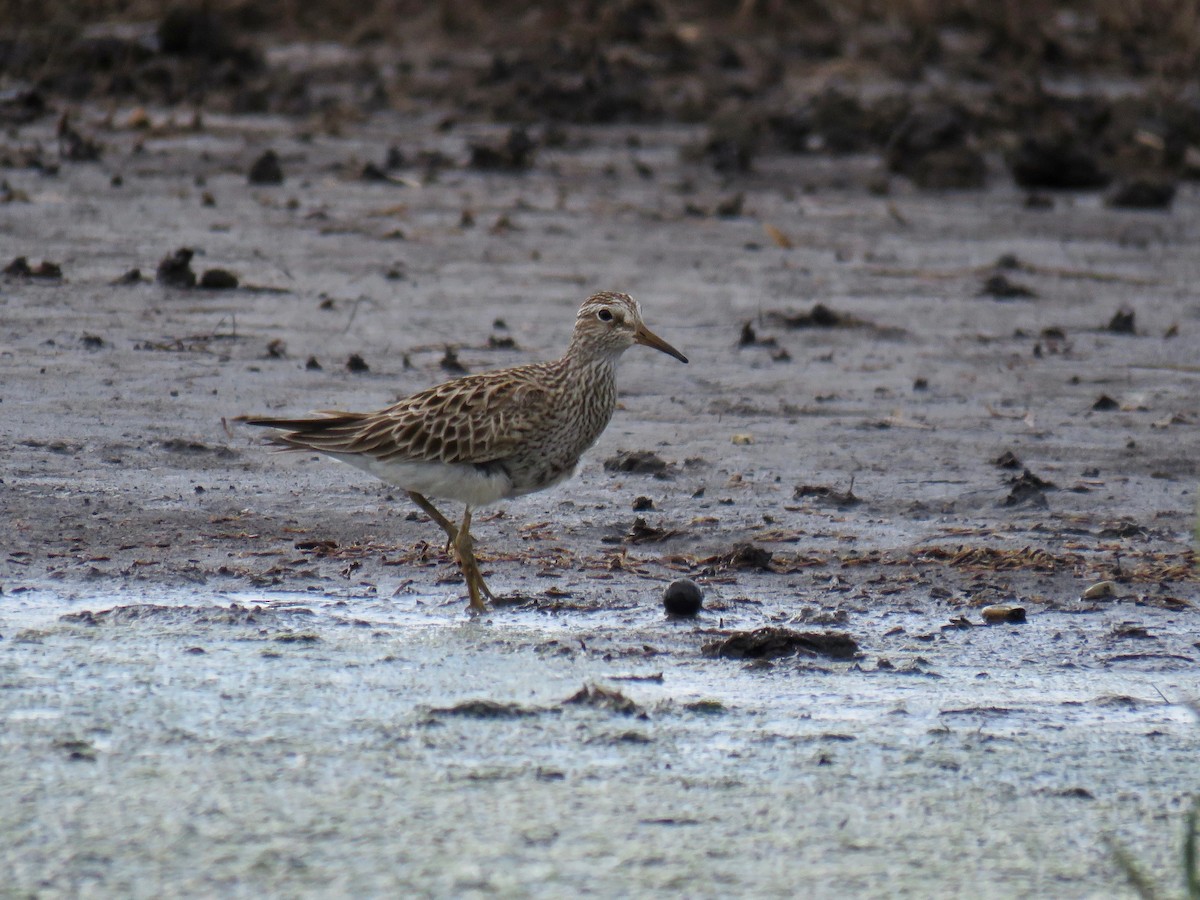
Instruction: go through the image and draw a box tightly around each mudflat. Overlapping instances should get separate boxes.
[2,13,1199,897]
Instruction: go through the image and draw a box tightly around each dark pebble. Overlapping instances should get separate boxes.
[663,579,703,616]
[346,354,369,373]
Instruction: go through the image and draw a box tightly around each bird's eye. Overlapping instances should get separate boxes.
[597,309,614,322]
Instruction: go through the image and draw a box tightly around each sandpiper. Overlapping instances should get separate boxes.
[240,291,687,613]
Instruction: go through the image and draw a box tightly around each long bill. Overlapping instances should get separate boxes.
[634,323,688,364]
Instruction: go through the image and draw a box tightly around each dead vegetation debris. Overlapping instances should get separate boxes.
[563,683,645,717]
[703,627,859,661]
[426,699,541,720]
[793,483,861,507]
[60,602,313,627]
[700,543,774,572]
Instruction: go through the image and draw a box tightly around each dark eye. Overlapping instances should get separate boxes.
[597,309,614,322]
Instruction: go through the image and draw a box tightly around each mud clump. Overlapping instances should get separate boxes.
[248,149,284,185]
[704,627,859,661]
[765,304,866,329]
[979,273,1036,299]
[468,127,536,171]
[885,104,985,190]
[1008,136,1111,190]
[1107,179,1176,210]
[1107,308,1136,334]
[604,450,675,478]
[994,450,1023,470]
[4,257,62,279]
[199,268,238,289]
[1002,469,1056,507]
[156,247,196,288]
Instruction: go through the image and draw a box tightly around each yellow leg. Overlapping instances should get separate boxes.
[408,491,457,550]
[455,507,496,614]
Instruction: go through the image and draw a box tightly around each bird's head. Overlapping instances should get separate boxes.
[571,291,688,364]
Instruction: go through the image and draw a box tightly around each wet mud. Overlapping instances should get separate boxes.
[2,4,1200,896]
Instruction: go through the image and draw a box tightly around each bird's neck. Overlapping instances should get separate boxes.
[562,338,622,377]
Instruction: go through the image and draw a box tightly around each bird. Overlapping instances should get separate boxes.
[239,291,688,613]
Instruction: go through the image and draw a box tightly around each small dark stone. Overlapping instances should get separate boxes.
[248,149,283,185]
[1107,308,1136,334]
[1108,179,1176,210]
[114,268,142,284]
[80,334,105,350]
[912,377,929,391]
[1092,394,1119,411]
[199,268,238,289]
[155,247,196,288]
[663,579,703,616]
[632,495,654,511]
[346,354,369,373]
[305,356,322,370]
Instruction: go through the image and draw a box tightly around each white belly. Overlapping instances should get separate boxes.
[325,453,514,507]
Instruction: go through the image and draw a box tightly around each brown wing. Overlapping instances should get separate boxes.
[241,364,556,465]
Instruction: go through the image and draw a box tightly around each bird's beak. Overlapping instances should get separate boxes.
[634,322,688,364]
